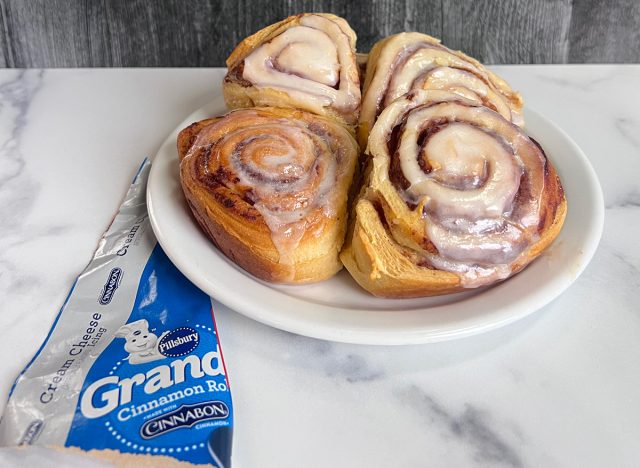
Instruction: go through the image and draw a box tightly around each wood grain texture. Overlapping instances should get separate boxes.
[441,0,572,63]
[568,0,640,63]
[0,0,637,67]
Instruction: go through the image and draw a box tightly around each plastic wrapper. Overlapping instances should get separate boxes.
[0,159,233,467]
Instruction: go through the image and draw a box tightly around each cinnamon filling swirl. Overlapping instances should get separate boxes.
[182,109,356,268]
[361,33,523,145]
[370,91,555,287]
[241,14,360,122]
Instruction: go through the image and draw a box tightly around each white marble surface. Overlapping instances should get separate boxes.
[0,66,638,467]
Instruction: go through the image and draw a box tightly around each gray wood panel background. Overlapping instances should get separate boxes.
[0,0,638,68]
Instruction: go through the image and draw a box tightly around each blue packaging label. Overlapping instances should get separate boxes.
[67,245,233,464]
[0,160,233,467]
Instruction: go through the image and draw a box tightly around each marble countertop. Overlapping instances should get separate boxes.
[0,66,638,468]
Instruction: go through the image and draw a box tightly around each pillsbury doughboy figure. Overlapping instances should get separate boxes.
[115,319,168,364]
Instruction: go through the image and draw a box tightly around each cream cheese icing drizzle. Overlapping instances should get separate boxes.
[368,90,546,288]
[360,32,523,139]
[242,15,360,122]
[184,110,353,278]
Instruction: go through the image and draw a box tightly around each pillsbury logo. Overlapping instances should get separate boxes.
[99,268,122,305]
[140,401,229,440]
[158,327,200,357]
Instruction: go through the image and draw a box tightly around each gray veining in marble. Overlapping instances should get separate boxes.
[613,117,640,150]
[605,190,640,209]
[0,71,46,299]
[0,67,638,467]
[397,385,524,468]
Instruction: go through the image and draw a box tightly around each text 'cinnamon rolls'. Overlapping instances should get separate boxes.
[341,90,566,298]
[223,13,361,126]
[179,107,359,284]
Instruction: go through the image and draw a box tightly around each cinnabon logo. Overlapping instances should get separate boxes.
[140,401,229,439]
[99,268,123,305]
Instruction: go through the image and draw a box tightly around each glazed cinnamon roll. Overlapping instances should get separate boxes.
[341,90,566,298]
[359,33,523,146]
[223,13,361,126]
[179,107,359,284]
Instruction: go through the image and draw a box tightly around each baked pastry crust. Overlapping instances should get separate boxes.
[359,32,524,146]
[223,13,361,126]
[341,90,566,298]
[179,107,359,284]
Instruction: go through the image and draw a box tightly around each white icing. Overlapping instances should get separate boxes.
[258,206,310,268]
[186,110,350,277]
[385,46,476,106]
[400,121,521,220]
[277,41,339,86]
[242,15,360,119]
[369,91,547,288]
[426,218,527,264]
[425,254,514,288]
[360,32,523,137]
[417,67,513,122]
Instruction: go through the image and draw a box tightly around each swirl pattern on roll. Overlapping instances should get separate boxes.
[346,90,565,291]
[224,14,361,125]
[360,33,523,144]
[179,107,358,283]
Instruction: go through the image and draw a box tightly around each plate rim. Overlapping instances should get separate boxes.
[147,98,604,345]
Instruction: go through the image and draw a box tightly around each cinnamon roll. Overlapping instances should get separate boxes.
[341,90,566,298]
[223,13,361,126]
[179,107,359,284]
[359,33,523,146]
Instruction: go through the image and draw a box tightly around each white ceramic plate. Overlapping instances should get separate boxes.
[147,96,604,345]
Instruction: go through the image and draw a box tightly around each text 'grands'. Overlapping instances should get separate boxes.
[80,349,224,419]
